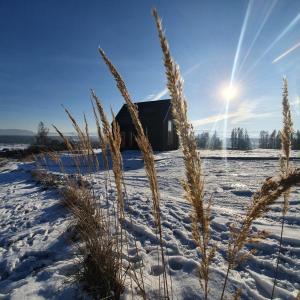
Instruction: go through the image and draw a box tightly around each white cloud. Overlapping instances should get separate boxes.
[192,100,273,128]
[290,96,300,106]
[149,88,169,101]
[291,95,300,115]
[147,62,203,101]
[144,94,156,101]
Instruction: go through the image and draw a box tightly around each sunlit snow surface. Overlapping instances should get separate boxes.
[0,149,299,299]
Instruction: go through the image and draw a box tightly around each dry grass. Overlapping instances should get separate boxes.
[98,47,170,298]
[220,166,300,299]
[91,90,125,219]
[30,9,300,300]
[152,8,215,299]
[61,186,125,299]
[53,101,146,299]
[271,77,293,299]
[220,78,299,300]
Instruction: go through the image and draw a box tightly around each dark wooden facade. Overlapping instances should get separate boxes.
[115,99,179,151]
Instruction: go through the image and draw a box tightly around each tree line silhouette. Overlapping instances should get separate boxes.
[196,128,300,150]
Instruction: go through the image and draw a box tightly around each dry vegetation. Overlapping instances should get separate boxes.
[32,9,300,300]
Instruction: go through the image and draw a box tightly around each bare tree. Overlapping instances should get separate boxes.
[36,121,49,146]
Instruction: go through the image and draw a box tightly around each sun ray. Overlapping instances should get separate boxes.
[237,0,277,77]
[241,12,300,80]
[221,0,252,160]
[230,0,253,84]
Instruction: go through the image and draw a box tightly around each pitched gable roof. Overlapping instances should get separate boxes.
[115,99,171,125]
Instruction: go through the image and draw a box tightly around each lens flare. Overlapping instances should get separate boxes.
[221,84,239,101]
[222,0,252,160]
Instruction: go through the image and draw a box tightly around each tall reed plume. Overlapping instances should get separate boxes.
[152,8,215,300]
[91,91,146,297]
[98,47,170,299]
[91,90,125,219]
[271,77,293,299]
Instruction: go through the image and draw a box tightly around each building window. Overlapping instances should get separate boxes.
[168,120,173,145]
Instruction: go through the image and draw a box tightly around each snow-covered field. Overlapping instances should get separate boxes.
[0,150,299,299]
[0,144,29,151]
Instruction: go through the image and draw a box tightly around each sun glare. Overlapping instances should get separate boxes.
[221,84,239,101]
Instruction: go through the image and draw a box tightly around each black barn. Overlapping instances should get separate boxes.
[115,99,179,151]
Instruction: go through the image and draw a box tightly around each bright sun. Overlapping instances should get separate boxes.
[221,84,239,101]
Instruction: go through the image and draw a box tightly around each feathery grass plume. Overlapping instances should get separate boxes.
[63,107,94,172]
[280,77,293,175]
[91,99,113,222]
[220,168,300,299]
[64,107,96,169]
[91,90,125,219]
[63,107,87,149]
[90,91,126,290]
[91,101,109,172]
[152,8,214,299]
[271,77,293,299]
[98,47,170,299]
[83,113,99,172]
[279,77,293,215]
[91,93,146,298]
[52,124,81,174]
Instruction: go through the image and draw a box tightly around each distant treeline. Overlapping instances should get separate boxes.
[196,131,222,150]
[196,128,300,150]
[259,129,300,150]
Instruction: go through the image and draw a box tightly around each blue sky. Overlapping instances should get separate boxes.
[0,0,300,136]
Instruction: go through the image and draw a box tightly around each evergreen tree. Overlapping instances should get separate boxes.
[275,131,281,149]
[231,128,237,149]
[292,130,300,150]
[259,131,269,148]
[210,131,222,149]
[230,127,251,150]
[196,132,209,149]
[269,130,277,149]
[244,129,251,150]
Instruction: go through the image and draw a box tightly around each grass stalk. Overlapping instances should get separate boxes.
[152,8,214,299]
[98,47,170,299]
[271,77,293,299]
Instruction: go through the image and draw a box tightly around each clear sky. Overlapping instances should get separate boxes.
[1,0,300,136]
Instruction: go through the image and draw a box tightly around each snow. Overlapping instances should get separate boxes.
[0,144,29,151]
[0,149,299,299]
[0,160,86,299]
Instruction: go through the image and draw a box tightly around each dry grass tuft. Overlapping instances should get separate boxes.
[61,186,124,299]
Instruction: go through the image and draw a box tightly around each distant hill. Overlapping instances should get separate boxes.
[0,129,34,136]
